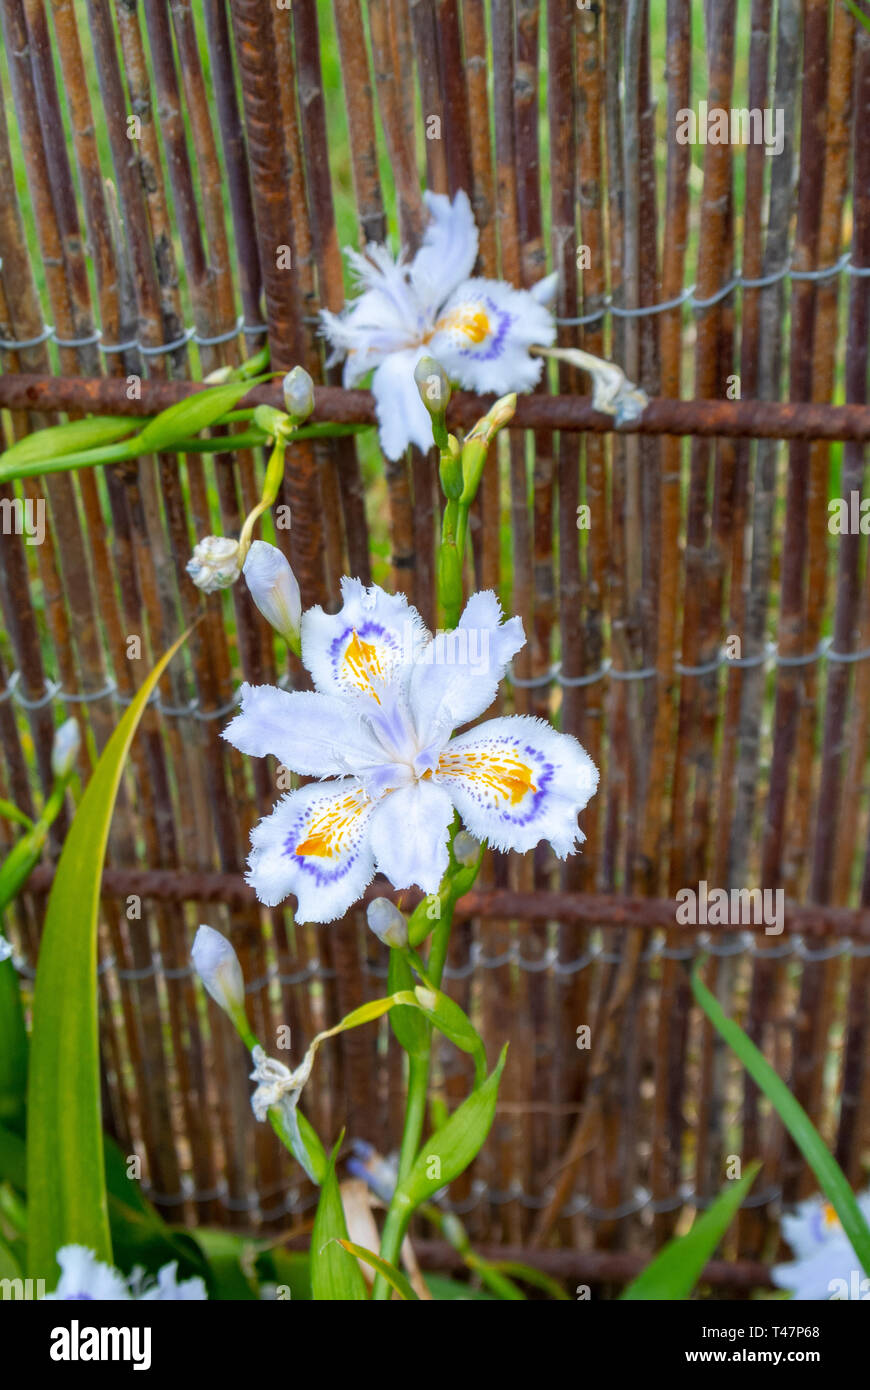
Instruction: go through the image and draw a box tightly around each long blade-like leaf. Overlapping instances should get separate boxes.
[692,963,870,1277]
[337,1240,419,1300]
[311,1140,369,1301]
[26,632,190,1282]
[620,1161,760,1300]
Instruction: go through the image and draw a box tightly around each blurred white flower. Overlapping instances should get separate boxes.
[243,541,302,651]
[191,925,246,1023]
[187,535,243,592]
[51,718,81,781]
[45,1245,206,1301]
[321,190,557,459]
[0,933,13,964]
[772,1192,870,1299]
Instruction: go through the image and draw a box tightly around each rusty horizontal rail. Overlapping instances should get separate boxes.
[409,1240,774,1290]
[275,1231,773,1288]
[23,865,870,940]
[2,373,870,440]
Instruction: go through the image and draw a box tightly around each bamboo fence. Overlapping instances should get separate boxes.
[0,0,868,1288]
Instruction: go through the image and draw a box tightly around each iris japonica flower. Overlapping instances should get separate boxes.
[45,1246,207,1300]
[222,579,598,924]
[320,190,557,459]
[772,1193,870,1300]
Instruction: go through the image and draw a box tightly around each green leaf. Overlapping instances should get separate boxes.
[256,1248,312,1300]
[190,1228,259,1300]
[621,1160,761,1300]
[0,1227,22,1281]
[337,1240,419,1300]
[26,631,190,1283]
[0,959,27,1134]
[423,1273,498,1300]
[310,1140,369,1301]
[268,1101,326,1186]
[0,799,34,830]
[0,1122,26,1191]
[691,962,870,1278]
[393,1045,508,1215]
[486,1258,570,1300]
[0,823,50,914]
[134,381,259,453]
[101,1136,210,1286]
[388,950,430,1057]
[0,416,140,468]
[407,987,486,1085]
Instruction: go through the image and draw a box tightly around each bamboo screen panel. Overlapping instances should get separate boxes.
[0,0,869,1284]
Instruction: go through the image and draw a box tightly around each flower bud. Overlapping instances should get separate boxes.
[452,830,482,867]
[366,897,408,949]
[438,434,463,501]
[414,356,451,416]
[186,535,243,592]
[203,365,233,385]
[488,392,517,431]
[51,717,81,781]
[253,403,293,439]
[282,366,315,423]
[243,541,302,652]
[192,925,246,1021]
[414,985,437,1011]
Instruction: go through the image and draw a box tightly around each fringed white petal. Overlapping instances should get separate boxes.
[222,683,386,778]
[138,1264,208,1301]
[301,577,430,703]
[47,1246,131,1301]
[530,270,559,306]
[437,715,598,856]
[409,589,525,739]
[369,780,454,895]
[771,1237,862,1300]
[431,276,556,396]
[245,780,376,922]
[371,347,437,459]
[411,189,479,318]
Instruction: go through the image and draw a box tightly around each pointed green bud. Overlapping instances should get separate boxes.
[438,434,463,500]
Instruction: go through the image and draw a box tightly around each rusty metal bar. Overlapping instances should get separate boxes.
[2,373,870,441]
[408,1240,774,1290]
[22,865,870,940]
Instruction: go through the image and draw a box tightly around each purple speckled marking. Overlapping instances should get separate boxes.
[448,735,553,824]
[282,792,371,887]
[328,620,400,685]
[456,296,516,363]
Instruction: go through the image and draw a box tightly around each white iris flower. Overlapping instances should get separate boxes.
[772,1192,870,1300]
[45,1245,207,1300]
[320,190,557,460]
[222,579,598,924]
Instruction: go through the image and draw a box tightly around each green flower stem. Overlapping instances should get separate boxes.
[0,423,372,486]
[372,890,463,1300]
[238,437,287,556]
